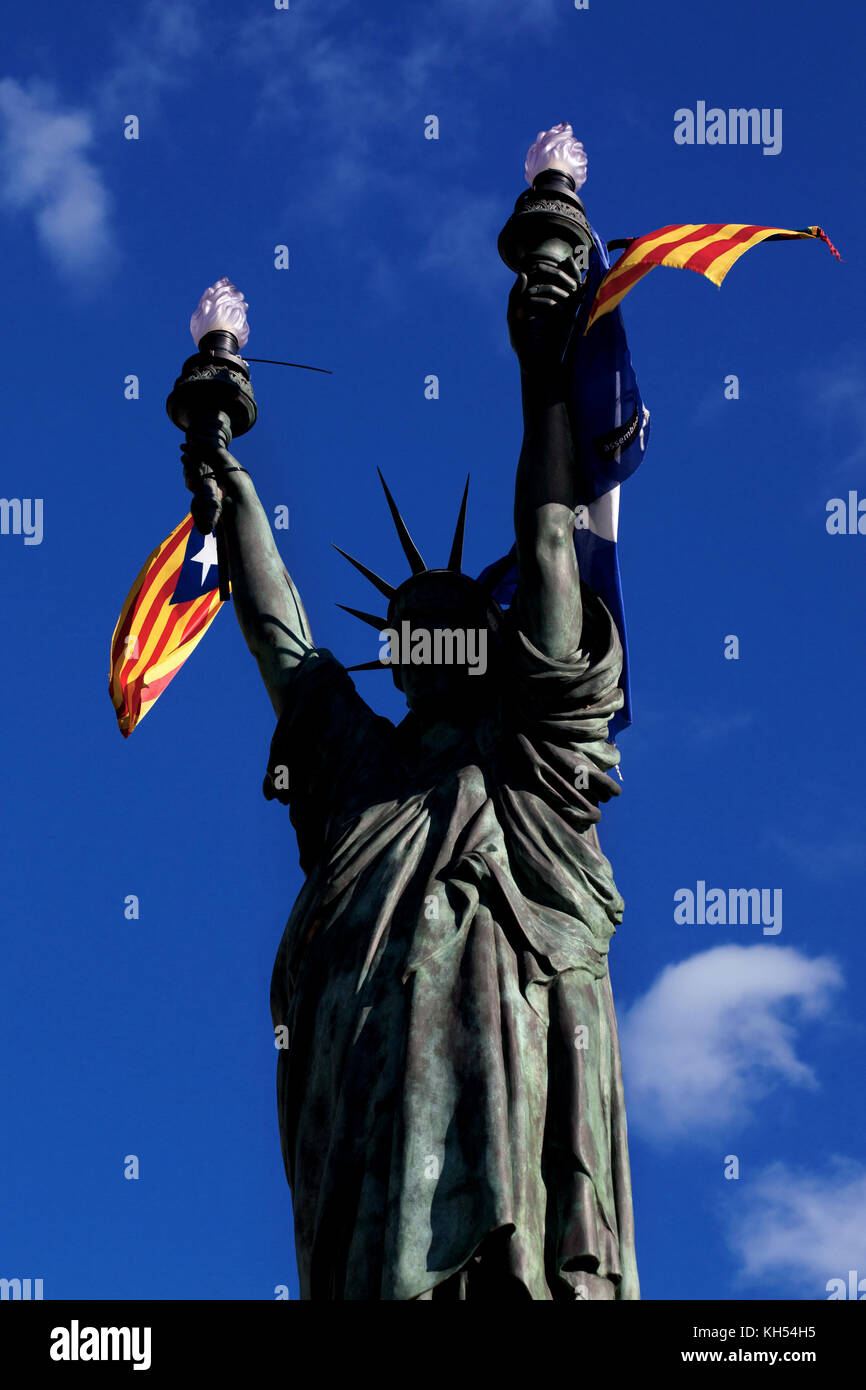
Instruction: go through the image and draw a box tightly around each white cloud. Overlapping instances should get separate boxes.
[0,2,205,280]
[725,1159,866,1296]
[0,78,115,277]
[620,945,842,1142]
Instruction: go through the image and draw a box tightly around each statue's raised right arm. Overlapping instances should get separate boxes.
[181,442,313,720]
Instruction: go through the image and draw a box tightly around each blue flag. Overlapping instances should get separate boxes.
[478,225,650,741]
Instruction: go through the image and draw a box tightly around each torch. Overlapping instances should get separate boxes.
[498,123,595,296]
[166,278,258,602]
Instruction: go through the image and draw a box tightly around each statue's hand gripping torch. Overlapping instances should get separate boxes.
[499,123,595,368]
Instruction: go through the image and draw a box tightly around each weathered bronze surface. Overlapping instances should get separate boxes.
[182,257,639,1301]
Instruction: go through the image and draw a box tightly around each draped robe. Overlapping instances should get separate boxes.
[263,583,639,1300]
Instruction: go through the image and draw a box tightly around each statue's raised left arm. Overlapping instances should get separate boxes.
[508,256,586,660]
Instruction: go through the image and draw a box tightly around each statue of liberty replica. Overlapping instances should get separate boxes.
[180,126,643,1301]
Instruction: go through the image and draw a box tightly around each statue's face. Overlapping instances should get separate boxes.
[388,603,493,720]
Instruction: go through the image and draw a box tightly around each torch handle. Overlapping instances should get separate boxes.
[185,409,232,532]
[185,410,233,602]
[189,470,222,535]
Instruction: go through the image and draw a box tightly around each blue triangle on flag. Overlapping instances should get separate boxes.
[170,527,223,604]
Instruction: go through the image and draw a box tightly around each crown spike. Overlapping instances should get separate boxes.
[332,544,396,599]
[448,476,470,572]
[377,469,427,575]
[336,603,388,631]
[345,659,390,672]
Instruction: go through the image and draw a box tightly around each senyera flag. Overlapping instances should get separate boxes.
[479,218,840,745]
[109,514,228,736]
[586,222,842,332]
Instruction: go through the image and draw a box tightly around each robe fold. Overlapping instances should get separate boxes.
[264,582,639,1300]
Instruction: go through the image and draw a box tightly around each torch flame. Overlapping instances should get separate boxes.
[524,122,587,190]
[190,276,250,350]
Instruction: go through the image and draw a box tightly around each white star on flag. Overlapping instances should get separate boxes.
[189,532,219,586]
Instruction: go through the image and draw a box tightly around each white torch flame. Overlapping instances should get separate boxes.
[190,276,250,350]
[524,122,587,190]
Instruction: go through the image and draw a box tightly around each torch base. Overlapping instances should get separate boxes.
[166,341,258,441]
[498,170,594,274]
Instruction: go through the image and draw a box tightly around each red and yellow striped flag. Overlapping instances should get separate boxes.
[586,223,842,332]
[109,514,227,737]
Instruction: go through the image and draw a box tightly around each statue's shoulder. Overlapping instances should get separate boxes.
[499,585,623,737]
[263,646,394,807]
[275,645,381,720]
[502,582,620,674]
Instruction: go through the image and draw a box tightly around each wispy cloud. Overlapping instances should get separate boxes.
[0,1,204,281]
[237,6,427,169]
[620,945,842,1142]
[765,827,866,880]
[95,0,204,120]
[0,0,570,294]
[235,4,567,298]
[799,357,866,478]
[619,705,755,747]
[725,1158,866,1296]
[417,192,504,295]
[0,77,115,279]
[683,709,754,745]
[437,0,560,27]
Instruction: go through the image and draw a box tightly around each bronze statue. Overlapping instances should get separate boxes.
[181,255,639,1301]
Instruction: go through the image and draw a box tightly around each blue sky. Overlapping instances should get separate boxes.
[1,0,864,1301]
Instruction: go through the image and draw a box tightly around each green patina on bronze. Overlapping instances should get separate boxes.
[263,589,637,1301]
[181,249,640,1300]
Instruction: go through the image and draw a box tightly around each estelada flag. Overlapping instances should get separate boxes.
[109,514,228,736]
[586,223,842,332]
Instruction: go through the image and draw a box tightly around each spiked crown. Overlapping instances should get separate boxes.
[334,471,504,679]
